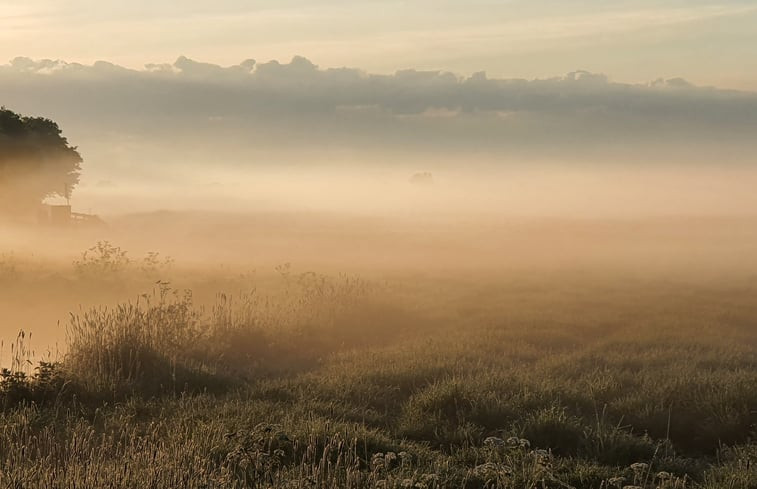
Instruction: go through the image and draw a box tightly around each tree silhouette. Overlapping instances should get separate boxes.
[0,107,82,213]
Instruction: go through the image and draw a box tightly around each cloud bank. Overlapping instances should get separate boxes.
[2,56,756,163]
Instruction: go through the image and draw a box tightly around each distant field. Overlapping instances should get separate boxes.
[1,237,756,487]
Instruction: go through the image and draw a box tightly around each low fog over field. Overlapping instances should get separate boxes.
[3,55,757,354]
[2,55,757,218]
[2,47,757,487]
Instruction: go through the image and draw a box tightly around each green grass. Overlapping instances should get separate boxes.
[1,268,756,488]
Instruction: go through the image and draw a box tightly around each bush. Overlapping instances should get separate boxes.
[1,362,71,410]
[73,241,130,278]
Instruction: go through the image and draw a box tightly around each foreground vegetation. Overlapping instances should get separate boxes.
[1,250,756,488]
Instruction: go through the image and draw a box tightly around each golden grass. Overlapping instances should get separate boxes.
[1,255,756,488]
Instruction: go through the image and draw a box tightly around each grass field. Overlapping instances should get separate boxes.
[1,239,756,489]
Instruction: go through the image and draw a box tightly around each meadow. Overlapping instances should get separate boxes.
[1,216,756,489]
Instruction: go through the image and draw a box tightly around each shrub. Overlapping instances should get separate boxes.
[1,361,71,410]
[73,241,130,278]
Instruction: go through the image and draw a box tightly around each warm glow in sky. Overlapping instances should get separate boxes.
[2,0,757,90]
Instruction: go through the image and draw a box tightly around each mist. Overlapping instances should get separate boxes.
[3,27,757,487]
[2,56,757,222]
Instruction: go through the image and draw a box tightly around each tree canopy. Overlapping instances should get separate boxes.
[0,107,82,213]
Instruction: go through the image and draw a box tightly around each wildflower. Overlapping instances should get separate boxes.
[473,462,499,476]
[385,451,397,463]
[630,462,649,473]
[608,476,626,488]
[506,436,521,447]
[484,436,505,448]
[533,448,552,467]
[371,453,385,470]
[472,462,514,480]
[656,471,673,480]
[401,479,414,488]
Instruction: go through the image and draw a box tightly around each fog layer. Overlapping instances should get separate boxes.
[2,56,756,218]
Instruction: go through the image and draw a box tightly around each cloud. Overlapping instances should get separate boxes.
[1,56,756,160]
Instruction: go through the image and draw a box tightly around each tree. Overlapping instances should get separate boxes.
[0,107,82,214]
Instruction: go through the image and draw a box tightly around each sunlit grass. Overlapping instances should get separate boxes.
[1,247,756,488]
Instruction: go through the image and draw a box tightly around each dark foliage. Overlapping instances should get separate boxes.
[0,362,72,410]
[0,107,82,213]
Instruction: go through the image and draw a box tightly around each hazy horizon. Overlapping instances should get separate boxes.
[3,53,757,219]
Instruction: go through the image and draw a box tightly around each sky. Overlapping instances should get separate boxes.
[3,0,757,218]
[2,0,757,90]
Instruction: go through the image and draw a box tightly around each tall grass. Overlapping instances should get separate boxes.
[65,285,204,394]
[64,270,373,394]
[1,271,756,488]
